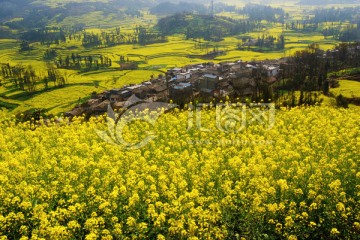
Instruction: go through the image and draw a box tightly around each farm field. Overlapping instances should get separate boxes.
[330,80,360,98]
[2,0,359,115]
[0,106,359,239]
[1,1,360,239]
[4,0,358,115]
[0,28,341,115]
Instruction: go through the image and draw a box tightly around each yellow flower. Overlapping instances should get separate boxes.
[285,216,294,228]
[353,222,360,231]
[309,221,317,228]
[276,223,282,232]
[336,202,345,212]
[68,220,81,231]
[294,188,303,196]
[268,219,275,224]
[157,234,166,240]
[288,235,297,240]
[330,228,340,235]
[126,217,137,228]
[309,203,318,211]
[85,232,98,240]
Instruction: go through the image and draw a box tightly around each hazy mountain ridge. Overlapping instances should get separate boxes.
[0,0,154,23]
[150,2,208,16]
[298,0,358,5]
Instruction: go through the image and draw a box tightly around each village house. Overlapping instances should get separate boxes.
[66,58,285,118]
[167,67,183,76]
[169,82,193,105]
[176,72,192,81]
[109,94,121,103]
[105,89,122,99]
[132,85,149,99]
[196,73,219,98]
[263,65,280,77]
[120,90,132,99]
[200,74,219,90]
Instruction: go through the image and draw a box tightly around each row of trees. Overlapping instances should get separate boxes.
[238,35,285,50]
[158,14,260,41]
[119,55,130,63]
[81,27,166,48]
[240,4,286,23]
[137,27,166,45]
[0,63,66,92]
[313,7,360,23]
[285,20,360,41]
[274,42,360,107]
[20,29,66,45]
[18,26,165,50]
[55,54,112,71]
[43,49,57,60]
[338,25,360,42]
[285,21,319,33]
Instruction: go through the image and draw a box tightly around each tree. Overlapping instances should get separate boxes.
[322,79,329,95]
[277,35,285,50]
[46,63,64,87]
[43,76,49,89]
[65,56,70,68]
[87,56,93,69]
[336,94,348,108]
[20,41,31,51]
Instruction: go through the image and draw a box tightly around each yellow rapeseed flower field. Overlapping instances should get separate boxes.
[0,105,359,239]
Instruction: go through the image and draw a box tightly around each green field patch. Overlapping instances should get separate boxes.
[145,56,202,69]
[0,39,19,50]
[15,84,98,114]
[286,43,309,49]
[215,50,285,61]
[0,86,23,98]
[330,80,360,98]
[140,64,168,70]
[70,69,158,89]
[0,99,19,110]
[0,6,351,114]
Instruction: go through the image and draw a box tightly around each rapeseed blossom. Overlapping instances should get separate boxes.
[0,106,359,238]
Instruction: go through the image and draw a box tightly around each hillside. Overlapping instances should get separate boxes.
[156,13,258,41]
[298,0,359,5]
[0,0,171,26]
[150,2,208,16]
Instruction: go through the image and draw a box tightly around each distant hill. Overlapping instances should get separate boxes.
[156,13,258,41]
[150,2,208,15]
[0,0,156,23]
[2,2,125,29]
[298,0,358,5]
[0,0,157,29]
[0,1,33,21]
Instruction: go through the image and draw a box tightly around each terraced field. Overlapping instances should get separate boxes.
[331,80,360,98]
[0,4,355,115]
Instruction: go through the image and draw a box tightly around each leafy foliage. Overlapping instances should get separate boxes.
[157,13,258,41]
[240,3,285,23]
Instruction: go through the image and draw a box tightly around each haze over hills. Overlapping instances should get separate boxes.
[0,0,189,21]
[298,0,359,5]
[1,0,359,23]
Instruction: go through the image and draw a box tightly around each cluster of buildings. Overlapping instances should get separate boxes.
[66,59,286,117]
